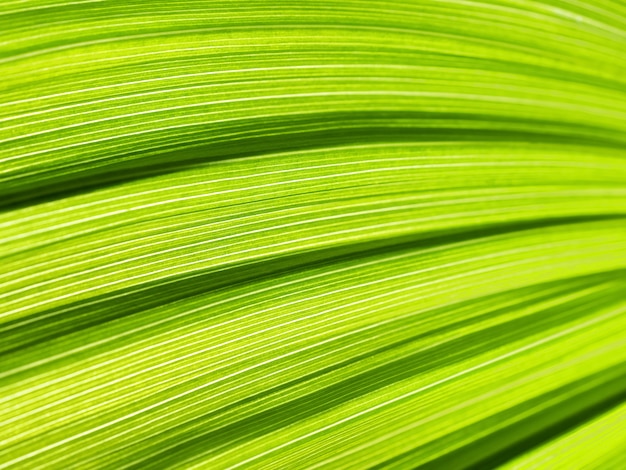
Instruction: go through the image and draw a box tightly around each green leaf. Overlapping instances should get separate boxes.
[1,0,625,468]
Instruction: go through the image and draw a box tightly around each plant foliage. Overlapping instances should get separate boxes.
[1,0,626,468]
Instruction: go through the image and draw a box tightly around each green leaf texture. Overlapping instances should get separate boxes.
[1,0,626,468]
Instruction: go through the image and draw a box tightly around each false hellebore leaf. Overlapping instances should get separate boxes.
[1,0,626,468]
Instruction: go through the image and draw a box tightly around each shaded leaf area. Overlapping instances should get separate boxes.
[1,0,626,468]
